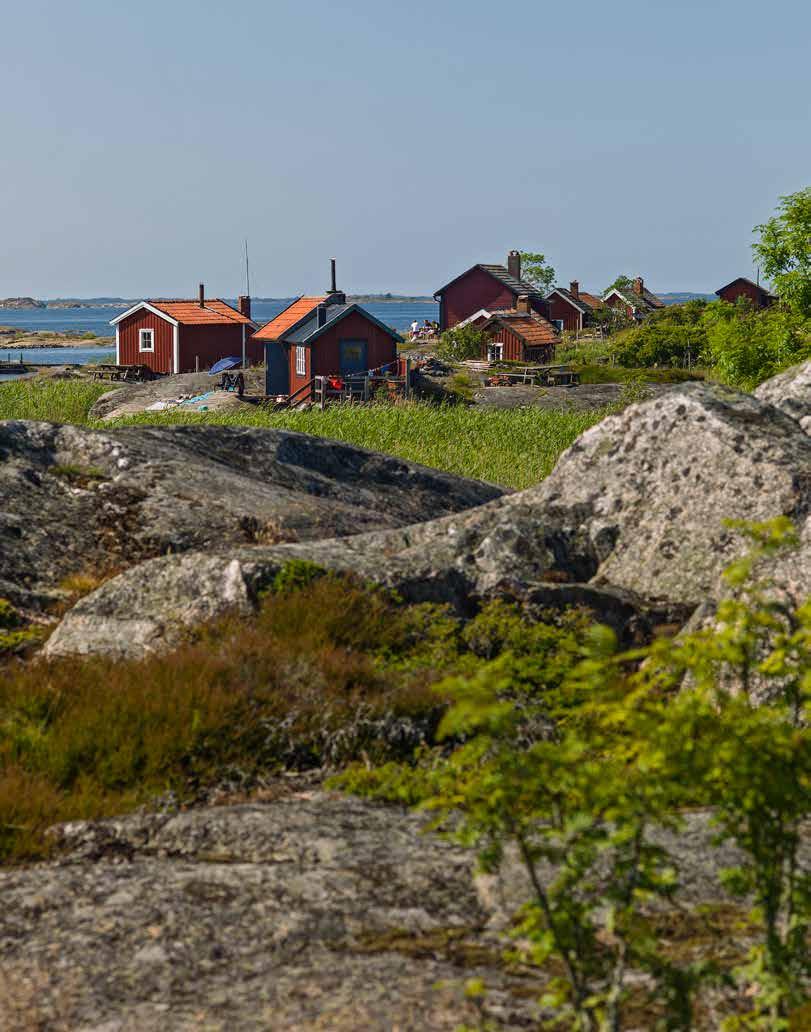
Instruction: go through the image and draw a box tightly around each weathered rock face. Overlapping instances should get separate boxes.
[0,421,504,612]
[0,790,776,1031]
[46,382,811,659]
[754,358,811,434]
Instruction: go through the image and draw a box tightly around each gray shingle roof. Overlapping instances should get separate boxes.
[434,264,546,299]
[281,302,403,345]
[477,264,546,298]
[284,303,351,343]
[548,287,590,314]
[604,286,664,313]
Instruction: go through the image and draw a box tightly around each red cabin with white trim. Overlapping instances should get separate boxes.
[110,286,259,375]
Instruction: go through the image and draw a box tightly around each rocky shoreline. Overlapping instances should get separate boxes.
[0,327,114,348]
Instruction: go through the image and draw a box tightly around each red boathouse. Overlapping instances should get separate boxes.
[433,250,550,330]
[110,286,259,375]
[255,262,402,397]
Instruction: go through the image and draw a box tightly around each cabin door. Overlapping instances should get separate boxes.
[265,343,289,396]
[339,339,368,375]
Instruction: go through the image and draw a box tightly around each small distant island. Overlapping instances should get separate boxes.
[347,294,434,303]
[0,297,46,309]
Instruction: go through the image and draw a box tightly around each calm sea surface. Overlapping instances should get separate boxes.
[0,300,439,337]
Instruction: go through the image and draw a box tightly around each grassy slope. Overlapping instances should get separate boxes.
[0,380,609,489]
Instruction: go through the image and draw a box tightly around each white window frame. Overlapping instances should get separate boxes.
[487,342,503,362]
[553,319,564,332]
[295,345,306,377]
[139,328,155,352]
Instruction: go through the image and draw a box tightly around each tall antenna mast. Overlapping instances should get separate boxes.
[244,238,251,296]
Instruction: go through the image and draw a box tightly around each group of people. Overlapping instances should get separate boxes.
[409,318,439,340]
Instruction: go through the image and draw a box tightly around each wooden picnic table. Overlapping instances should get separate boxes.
[92,364,156,383]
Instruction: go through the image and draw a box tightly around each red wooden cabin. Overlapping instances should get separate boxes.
[602,277,664,321]
[110,286,258,375]
[433,250,550,330]
[255,267,402,397]
[546,281,605,333]
[480,300,560,363]
[715,277,777,309]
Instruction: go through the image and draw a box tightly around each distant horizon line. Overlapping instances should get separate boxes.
[3,290,718,304]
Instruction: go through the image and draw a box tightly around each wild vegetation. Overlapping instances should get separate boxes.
[753,187,811,319]
[556,300,811,392]
[0,380,609,489]
[337,520,811,1029]
[0,572,594,863]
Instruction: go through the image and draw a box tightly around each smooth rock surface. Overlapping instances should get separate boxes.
[0,421,504,613]
[47,382,811,658]
[0,791,789,1031]
[754,358,811,434]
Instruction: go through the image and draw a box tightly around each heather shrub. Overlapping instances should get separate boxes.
[0,578,591,862]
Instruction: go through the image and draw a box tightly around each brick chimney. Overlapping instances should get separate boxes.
[569,280,579,300]
[507,250,522,282]
[198,283,205,308]
[634,276,644,295]
[516,294,532,314]
[237,295,251,319]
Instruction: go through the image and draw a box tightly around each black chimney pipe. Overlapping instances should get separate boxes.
[198,283,205,308]
[329,258,337,294]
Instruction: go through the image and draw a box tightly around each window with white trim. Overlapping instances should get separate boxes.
[295,345,306,377]
[139,328,155,352]
[553,319,564,332]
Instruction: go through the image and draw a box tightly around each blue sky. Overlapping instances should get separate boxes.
[1,0,809,297]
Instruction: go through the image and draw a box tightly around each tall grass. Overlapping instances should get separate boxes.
[0,380,110,424]
[0,379,609,488]
[105,403,607,488]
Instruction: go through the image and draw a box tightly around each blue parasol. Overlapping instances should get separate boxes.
[209,356,242,375]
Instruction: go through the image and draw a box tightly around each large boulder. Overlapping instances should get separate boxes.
[0,421,504,613]
[754,359,811,434]
[45,383,811,659]
[0,791,789,1031]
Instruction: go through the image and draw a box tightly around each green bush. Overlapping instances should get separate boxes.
[702,300,810,390]
[435,323,486,362]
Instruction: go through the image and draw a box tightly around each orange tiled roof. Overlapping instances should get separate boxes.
[578,292,604,309]
[253,296,328,340]
[150,299,252,325]
[490,313,560,346]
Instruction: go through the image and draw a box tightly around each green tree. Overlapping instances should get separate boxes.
[435,323,486,362]
[753,187,811,317]
[520,251,556,294]
[604,275,636,296]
